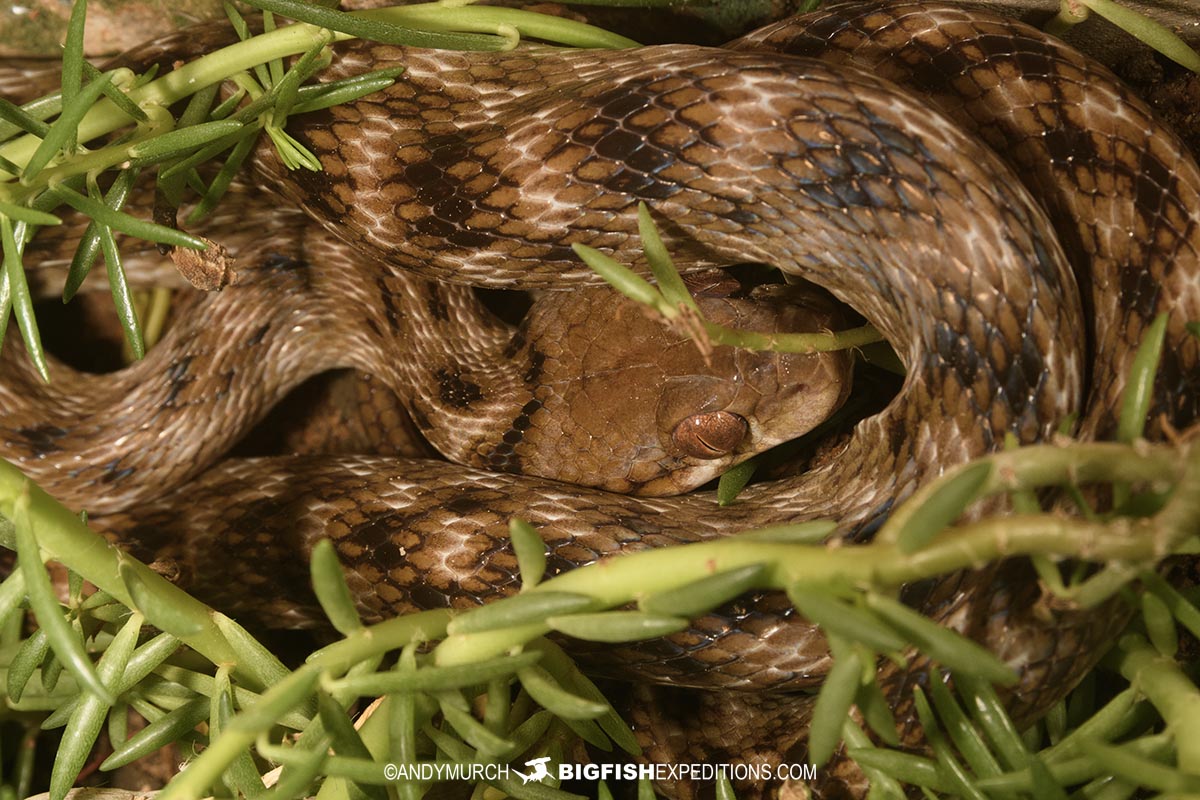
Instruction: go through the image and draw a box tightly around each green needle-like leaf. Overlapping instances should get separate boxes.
[439,698,514,757]
[560,715,612,752]
[927,674,1005,781]
[60,0,88,120]
[0,98,50,140]
[292,69,405,114]
[500,709,553,760]
[865,593,1017,685]
[846,748,947,791]
[531,639,640,755]
[511,519,548,589]
[0,202,60,227]
[186,127,261,223]
[330,651,541,696]
[236,666,322,734]
[546,611,689,642]
[1117,311,1168,443]
[263,11,285,88]
[310,539,363,635]
[128,120,245,165]
[955,674,1031,771]
[841,721,907,799]
[12,487,113,705]
[788,588,907,653]
[98,213,145,360]
[241,0,511,50]
[120,561,203,637]
[224,1,254,43]
[24,72,112,183]
[854,676,900,746]
[809,647,863,766]
[48,184,207,250]
[80,61,147,123]
[157,85,221,206]
[640,563,767,618]
[107,700,128,749]
[715,772,737,800]
[271,33,334,127]
[895,461,992,552]
[213,613,292,691]
[1141,590,1178,657]
[388,646,420,794]
[573,243,671,314]
[317,691,386,800]
[2,217,49,380]
[265,124,321,171]
[8,628,50,704]
[63,166,139,301]
[50,611,141,800]
[914,686,990,800]
[636,202,697,312]
[1141,572,1200,643]
[101,697,208,771]
[717,457,757,505]
[517,666,608,720]
[0,92,62,146]
[41,637,64,693]
[446,592,599,635]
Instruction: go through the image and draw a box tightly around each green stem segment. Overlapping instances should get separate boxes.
[435,441,1199,666]
[0,460,239,671]
[1113,633,1200,773]
[0,4,635,178]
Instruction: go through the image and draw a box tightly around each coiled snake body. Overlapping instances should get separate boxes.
[3,2,1200,796]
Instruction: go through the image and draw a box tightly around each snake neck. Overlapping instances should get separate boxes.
[341,265,536,470]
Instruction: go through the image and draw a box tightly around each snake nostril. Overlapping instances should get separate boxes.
[671,411,748,459]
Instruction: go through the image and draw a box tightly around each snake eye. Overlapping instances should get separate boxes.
[671,411,748,459]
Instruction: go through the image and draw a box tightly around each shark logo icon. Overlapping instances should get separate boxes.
[514,757,552,784]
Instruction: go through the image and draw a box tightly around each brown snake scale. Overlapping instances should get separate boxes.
[3,2,1200,796]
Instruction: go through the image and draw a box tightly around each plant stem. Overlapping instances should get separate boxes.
[0,460,239,672]
[0,22,346,172]
[0,4,635,178]
[1112,633,1200,773]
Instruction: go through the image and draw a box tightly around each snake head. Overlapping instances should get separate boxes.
[509,272,853,496]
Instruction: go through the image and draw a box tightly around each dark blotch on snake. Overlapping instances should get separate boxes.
[503,330,527,360]
[164,357,195,408]
[444,494,486,515]
[14,424,67,457]
[99,458,135,485]
[375,276,403,329]
[435,368,484,407]
[426,292,450,322]
[246,324,270,347]
[261,253,306,272]
[523,350,546,384]
[228,497,292,539]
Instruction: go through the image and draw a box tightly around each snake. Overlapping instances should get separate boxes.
[3,2,1200,797]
